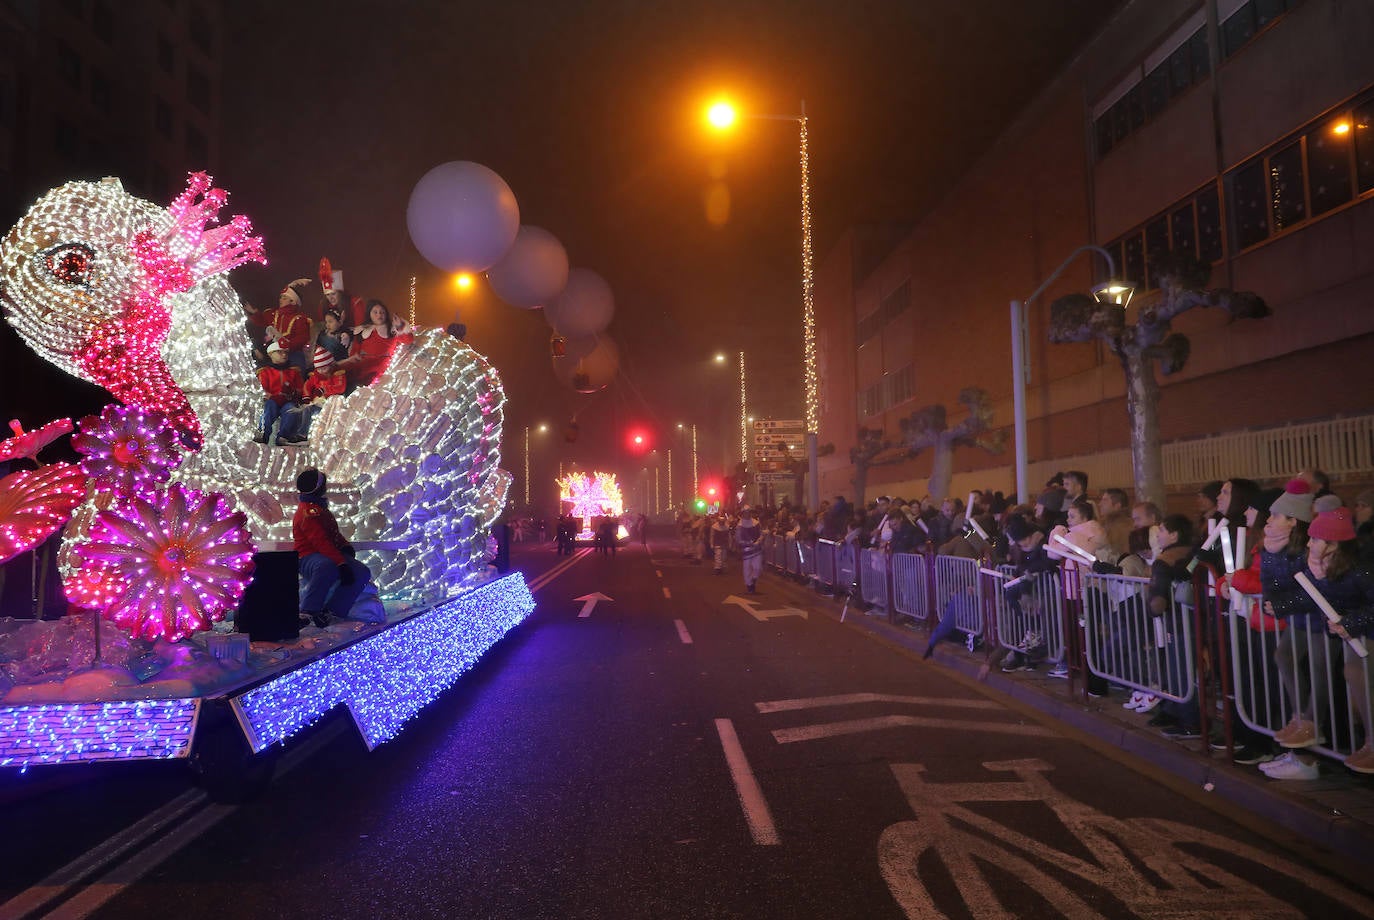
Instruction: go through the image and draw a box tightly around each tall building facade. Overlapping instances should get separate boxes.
[815,0,1374,504]
[0,0,222,227]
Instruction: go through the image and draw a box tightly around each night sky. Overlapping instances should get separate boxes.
[6,0,1122,493]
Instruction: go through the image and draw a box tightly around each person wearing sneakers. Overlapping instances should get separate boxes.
[293,468,372,629]
[737,506,763,594]
[1143,515,1200,739]
[1251,480,1318,779]
[255,341,304,445]
[1264,505,1374,778]
[283,346,348,442]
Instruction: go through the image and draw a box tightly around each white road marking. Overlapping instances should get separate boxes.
[0,787,207,920]
[662,587,671,599]
[756,693,1002,714]
[723,595,807,621]
[527,548,592,593]
[714,718,780,846]
[772,714,1058,744]
[23,721,345,919]
[675,620,693,644]
[574,592,613,618]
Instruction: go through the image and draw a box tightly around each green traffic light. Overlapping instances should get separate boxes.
[694,498,707,511]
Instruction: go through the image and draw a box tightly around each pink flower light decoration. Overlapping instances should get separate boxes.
[0,463,87,564]
[73,404,183,496]
[0,418,74,464]
[77,483,257,642]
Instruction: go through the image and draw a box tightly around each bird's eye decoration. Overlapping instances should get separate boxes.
[43,243,96,286]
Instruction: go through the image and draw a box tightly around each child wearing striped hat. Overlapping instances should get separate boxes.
[282,346,348,442]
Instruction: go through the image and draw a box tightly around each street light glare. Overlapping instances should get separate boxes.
[715,353,727,363]
[706,100,737,130]
[537,424,548,433]
[454,273,475,290]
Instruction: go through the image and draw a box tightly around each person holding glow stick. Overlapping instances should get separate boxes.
[1267,507,1374,775]
[1145,516,1201,739]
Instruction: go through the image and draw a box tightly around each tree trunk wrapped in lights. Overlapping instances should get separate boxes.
[1047,253,1269,508]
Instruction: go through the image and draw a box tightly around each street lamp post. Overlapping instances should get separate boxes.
[707,99,819,512]
[523,423,549,507]
[1010,246,1133,502]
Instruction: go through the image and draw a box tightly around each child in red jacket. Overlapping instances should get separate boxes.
[294,468,372,628]
[255,342,304,444]
[283,347,348,441]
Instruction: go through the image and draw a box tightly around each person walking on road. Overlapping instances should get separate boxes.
[710,514,731,574]
[737,506,763,593]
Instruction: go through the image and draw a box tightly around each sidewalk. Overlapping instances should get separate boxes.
[760,569,1374,873]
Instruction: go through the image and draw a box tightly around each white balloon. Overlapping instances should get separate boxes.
[487,226,569,309]
[406,161,520,273]
[544,268,614,338]
[572,336,619,394]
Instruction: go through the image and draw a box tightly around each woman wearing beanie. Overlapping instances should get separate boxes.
[1265,507,1374,775]
[293,468,373,628]
[1251,481,1321,779]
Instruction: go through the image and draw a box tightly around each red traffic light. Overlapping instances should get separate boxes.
[626,427,652,453]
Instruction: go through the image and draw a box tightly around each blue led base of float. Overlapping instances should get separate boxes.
[0,699,200,768]
[231,573,535,752]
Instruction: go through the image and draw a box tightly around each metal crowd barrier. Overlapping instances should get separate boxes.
[1079,572,1196,703]
[1223,590,1372,763]
[797,540,817,581]
[934,555,984,638]
[784,537,801,577]
[835,542,857,595]
[859,548,890,612]
[815,539,838,590]
[892,552,933,623]
[986,566,1067,662]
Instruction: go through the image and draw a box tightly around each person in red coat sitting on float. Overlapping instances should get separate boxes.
[245,278,315,378]
[336,299,414,388]
[255,341,305,445]
[283,346,349,441]
[293,468,373,629]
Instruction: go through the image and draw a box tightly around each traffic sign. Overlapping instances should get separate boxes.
[753,419,805,432]
[754,447,794,459]
[754,472,797,484]
[753,433,805,446]
[755,460,787,472]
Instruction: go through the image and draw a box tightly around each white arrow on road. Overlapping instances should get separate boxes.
[575,593,613,618]
[723,595,808,621]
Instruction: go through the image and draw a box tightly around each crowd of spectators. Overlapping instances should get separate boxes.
[679,467,1374,781]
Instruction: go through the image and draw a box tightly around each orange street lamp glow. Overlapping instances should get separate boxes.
[454,273,475,290]
[1333,121,1352,135]
[706,100,738,131]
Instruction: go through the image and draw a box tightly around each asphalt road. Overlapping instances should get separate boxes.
[4,533,1374,919]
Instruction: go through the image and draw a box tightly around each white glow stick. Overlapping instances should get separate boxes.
[1003,573,1031,589]
[1044,544,1079,562]
[1200,518,1222,551]
[968,516,990,541]
[916,518,929,534]
[1235,527,1247,573]
[1051,532,1096,564]
[1219,525,1234,574]
[967,492,977,518]
[1295,571,1368,658]
[978,567,1005,579]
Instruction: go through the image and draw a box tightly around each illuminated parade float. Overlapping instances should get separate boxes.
[556,470,627,542]
[0,172,534,784]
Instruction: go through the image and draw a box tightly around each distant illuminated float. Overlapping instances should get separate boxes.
[555,471,625,540]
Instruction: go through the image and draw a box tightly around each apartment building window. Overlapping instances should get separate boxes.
[1268,141,1305,232]
[188,7,214,54]
[157,35,175,75]
[1196,186,1224,264]
[186,123,208,164]
[1170,202,1196,256]
[855,278,911,345]
[1094,21,1208,158]
[859,385,880,419]
[1357,99,1374,194]
[92,1,114,42]
[1221,0,1305,60]
[55,119,80,158]
[187,66,210,113]
[1307,116,1353,215]
[57,42,81,89]
[1227,159,1269,249]
[90,72,112,114]
[154,97,173,138]
[886,365,915,409]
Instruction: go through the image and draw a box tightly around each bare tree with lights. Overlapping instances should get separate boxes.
[1048,253,1269,508]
